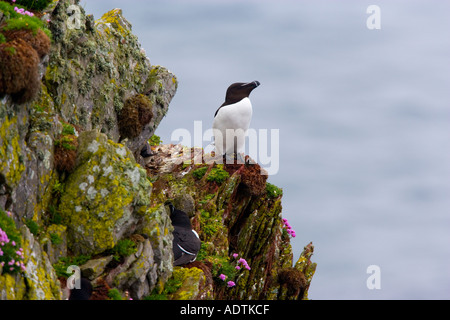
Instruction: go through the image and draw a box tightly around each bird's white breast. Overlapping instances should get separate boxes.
[212,97,253,131]
[212,97,253,156]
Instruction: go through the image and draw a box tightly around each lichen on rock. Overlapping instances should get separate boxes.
[59,130,151,256]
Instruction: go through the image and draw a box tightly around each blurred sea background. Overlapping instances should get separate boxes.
[82,0,450,299]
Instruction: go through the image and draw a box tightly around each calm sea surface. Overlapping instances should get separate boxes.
[83,0,450,299]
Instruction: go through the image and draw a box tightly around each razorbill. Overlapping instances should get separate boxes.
[167,202,201,266]
[212,81,260,162]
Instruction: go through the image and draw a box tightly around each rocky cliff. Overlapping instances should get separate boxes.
[0,0,316,300]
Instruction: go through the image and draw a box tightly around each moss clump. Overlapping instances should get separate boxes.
[206,165,229,184]
[266,182,283,198]
[118,94,153,139]
[2,29,50,58]
[278,267,306,297]
[192,166,208,180]
[107,288,123,300]
[0,38,39,103]
[148,134,162,146]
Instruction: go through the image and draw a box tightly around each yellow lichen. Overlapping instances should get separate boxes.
[0,116,25,186]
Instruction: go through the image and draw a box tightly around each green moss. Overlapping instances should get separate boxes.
[0,1,51,38]
[148,134,162,146]
[111,239,137,261]
[206,164,229,184]
[0,34,6,44]
[192,166,208,180]
[266,182,283,198]
[107,288,123,300]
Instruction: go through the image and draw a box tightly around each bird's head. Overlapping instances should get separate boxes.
[224,80,260,104]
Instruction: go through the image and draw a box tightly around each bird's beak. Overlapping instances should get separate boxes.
[241,81,260,88]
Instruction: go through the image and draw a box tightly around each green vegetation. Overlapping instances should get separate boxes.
[0,209,25,274]
[266,182,283,198]
[192,166,208,180]
[111,239,137,261]
[192,164,229,184]
[24,219,40,236]
[53,254,91,278]
[148,134,162,146]
[107,288,123,300]
[199,209,223,237]
[49,232,62,245]
[0,1,51,38]
[14,0,53,11]
[206,165,229,184]
[61,123,76,136]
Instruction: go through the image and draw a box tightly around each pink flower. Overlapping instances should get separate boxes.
[235,266,241,270]
[219,274,227,281]
[232,253,238,259]
[227,281,235,288]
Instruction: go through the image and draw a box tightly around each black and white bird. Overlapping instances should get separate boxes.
[212,81,260,162]
[167,202,201,266]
